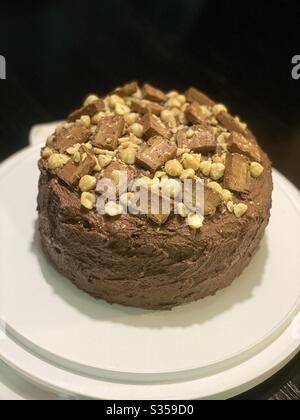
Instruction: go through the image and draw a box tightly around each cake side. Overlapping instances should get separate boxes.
[37,83,272,309]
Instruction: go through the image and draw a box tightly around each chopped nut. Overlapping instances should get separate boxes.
[182,153,201,170]
[47,153,70,170]
[177,94,186,105]
[160,109,174,122]
[177,202,188,218]
[222,189,232,202]
[98,155,112,168]
[84,94,99,107]
[92,112,106,125]
[66,143,81,155]
[79,115,91,127]
[180,168,195,180]
[73,151,81,163]
[81,192,96,210]
[166,97,182,108]
[187,213,204,229]
[207,181,223,195]
[199,159,212,176]
[42,147,53,159]
[124,112,139,125]
[155,171,167,178]
[129,122,143,138]
[186,128,194,138]
[121,147,136,165]
[210,162,225,180]
[109,94,125,107]
[79,175,97,192]
[212,103,228,116]
[165,159,183,177]
[105,201,123,216]
[233,203,248,218]
[115,103,130,115]
[227,201,234,213]
[250,162,264,178]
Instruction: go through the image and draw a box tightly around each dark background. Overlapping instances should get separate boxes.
[0,0,299,400]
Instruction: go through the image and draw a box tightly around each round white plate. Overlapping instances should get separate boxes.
[0,146,299,399]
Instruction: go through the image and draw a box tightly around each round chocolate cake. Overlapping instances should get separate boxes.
[38,82,272,310]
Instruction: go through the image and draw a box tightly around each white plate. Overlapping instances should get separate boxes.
[0,145,299,399]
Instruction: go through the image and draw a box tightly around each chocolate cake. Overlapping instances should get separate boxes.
[37,82,272,309]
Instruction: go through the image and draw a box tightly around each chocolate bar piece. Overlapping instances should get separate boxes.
[204,186,222,216]
[185,87,215,107]
[142,83,166,103]
[176,125,216,153]
[114,81,139,97]
[92,115,125,151]
[57,148,95,186]
[102,160,135,185]
[131,100,163,116]
[185,102,207,124]
[216,111,250,136]
[147,212,170,226]
[53,124,91,153]
[136,136,177,172]
[227,132,261,162]
[223,153,250,193]
[68,99,105,122]
[142,112,168,140]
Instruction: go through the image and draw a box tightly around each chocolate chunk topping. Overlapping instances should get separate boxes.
[227,131,261,162]
[216,111,248,136]
[114,81,139,97]
[223,153,250,193]
[57,148,95,186]
[142,112,168,140]
[68,99,105,122]
[185,102,207,125]
[176,125,216,153]
[136,136,177,172]
[142,83,167,103]
[53,124,91,153]
[185,87,215,107]
[102,160,135,185]
[204,186,222,216]
[147,212,170,226]
[131,100,163,116]
[92,115,125,151]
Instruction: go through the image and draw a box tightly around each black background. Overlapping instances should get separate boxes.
[0,0,299,400]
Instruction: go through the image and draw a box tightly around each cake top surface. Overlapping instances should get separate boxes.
[40,82,269,231]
